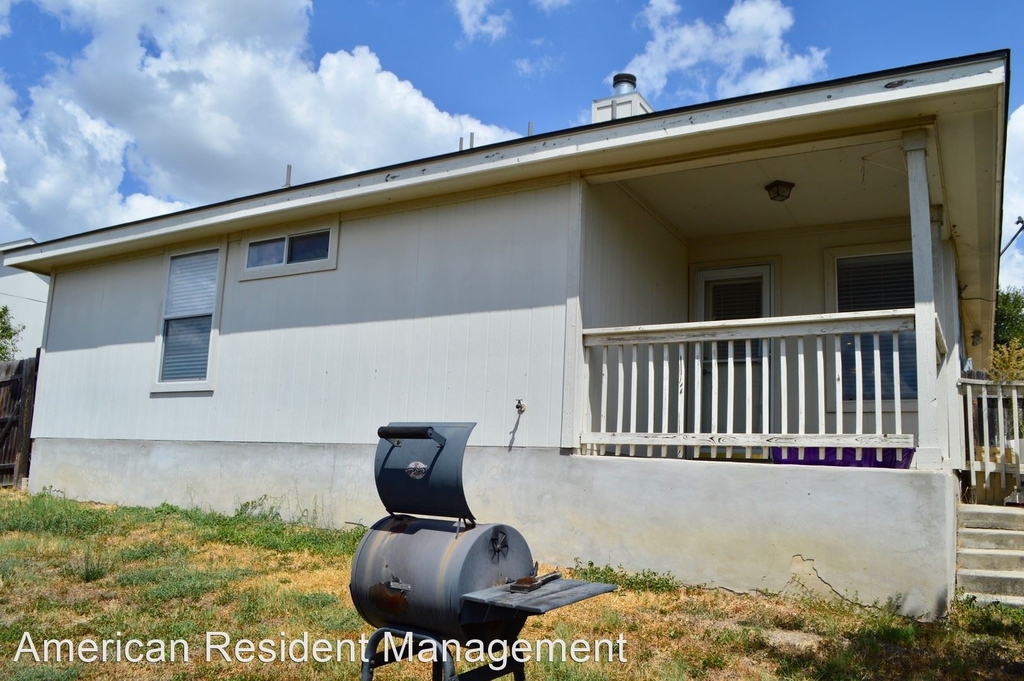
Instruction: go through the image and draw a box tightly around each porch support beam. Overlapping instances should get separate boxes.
[560,173,585,450]
[903,130,943,468]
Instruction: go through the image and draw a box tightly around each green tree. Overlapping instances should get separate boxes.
[0,305,24,361]
[995,286,1024,346]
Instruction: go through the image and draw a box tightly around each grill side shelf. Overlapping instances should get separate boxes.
[461,579,617,615]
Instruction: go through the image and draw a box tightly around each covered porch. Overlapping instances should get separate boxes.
[570,83,1003,475]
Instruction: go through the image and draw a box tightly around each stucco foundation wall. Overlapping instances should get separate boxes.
[31,438,956,618]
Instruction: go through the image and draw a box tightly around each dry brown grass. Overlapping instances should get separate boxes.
[1,489,1024,680]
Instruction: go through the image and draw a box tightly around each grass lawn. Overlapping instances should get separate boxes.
[1,489,1023,680]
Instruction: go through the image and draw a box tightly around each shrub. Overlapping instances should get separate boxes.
[989,338,1024,381]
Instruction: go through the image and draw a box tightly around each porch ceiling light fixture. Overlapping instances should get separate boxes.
[765,180,795,202]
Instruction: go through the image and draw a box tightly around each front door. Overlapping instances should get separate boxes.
[694,266,772,439]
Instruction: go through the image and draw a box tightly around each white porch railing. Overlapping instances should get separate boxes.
[581,309,918,462]
[960,379,1023,503]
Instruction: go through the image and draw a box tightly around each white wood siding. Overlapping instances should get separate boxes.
[581,183,689,328]
[34,184,571,448]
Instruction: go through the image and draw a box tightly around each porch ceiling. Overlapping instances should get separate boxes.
[602,92,1004,366]
[617,139,916,237]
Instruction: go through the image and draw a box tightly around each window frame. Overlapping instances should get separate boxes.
[238,216,339,282]
[824,241,917,413]
[151,241,227,394]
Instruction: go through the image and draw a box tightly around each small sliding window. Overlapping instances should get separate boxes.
[246,230,330,269]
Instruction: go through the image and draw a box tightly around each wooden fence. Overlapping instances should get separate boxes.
[0,354,38,488]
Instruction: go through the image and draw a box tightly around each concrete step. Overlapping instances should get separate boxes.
[959,505,1024,531]
[959,528,1024,551]
[957,548,1024,571]
[957,569,1024,597]
[960,593,1024,610]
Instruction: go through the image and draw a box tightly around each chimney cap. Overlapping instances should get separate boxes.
[610,73,634,94]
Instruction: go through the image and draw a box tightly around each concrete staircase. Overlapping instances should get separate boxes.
[957,505,1024,608]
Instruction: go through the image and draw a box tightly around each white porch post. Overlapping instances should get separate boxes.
[560,174,585,450]
[903,131,943,468]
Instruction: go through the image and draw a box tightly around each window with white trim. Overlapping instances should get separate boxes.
[836,252,917,400]
[246,229,330,269]
[160,249,219,382]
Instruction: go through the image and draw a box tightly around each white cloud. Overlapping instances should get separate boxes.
[513,54,558,78]
[1000,105,1024,289]
[622,0,827,101]
[452,0,511,41]
[0,0,12,38]
[0,0,517,242]
[531,0,572,11]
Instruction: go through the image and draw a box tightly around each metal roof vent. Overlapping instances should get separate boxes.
[592,72,653,124]
[612,73,637,96]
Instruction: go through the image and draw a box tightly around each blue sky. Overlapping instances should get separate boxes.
[0,0,1021,286]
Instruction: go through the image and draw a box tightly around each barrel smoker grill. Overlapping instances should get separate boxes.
[350,423,616,681]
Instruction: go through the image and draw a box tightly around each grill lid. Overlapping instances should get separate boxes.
[374,422,476,521]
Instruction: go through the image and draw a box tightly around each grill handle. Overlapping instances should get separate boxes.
[377,426,446,448]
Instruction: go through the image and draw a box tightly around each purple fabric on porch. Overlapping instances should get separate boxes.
[769,447,915,469]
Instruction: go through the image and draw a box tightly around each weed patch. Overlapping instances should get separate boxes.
[569,560,680,593]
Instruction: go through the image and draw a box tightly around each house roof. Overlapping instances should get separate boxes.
[4,52,1010,336]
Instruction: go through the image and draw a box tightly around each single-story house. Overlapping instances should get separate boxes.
[5,51,1014,617]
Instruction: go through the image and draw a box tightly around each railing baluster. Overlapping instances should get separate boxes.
[648,344,655,457]
[780,337,788,439]
[616,345,624,457]
[630,344,638,457]
[745,339,753,459]
[998,384,1007,489]
[583,346,592,456]
[965,383,975,493]
[600,345,608,455]
[816,335,825,442]
[981,383,990,481]
[1013,386,1021,492]
[693,342,703,442]
[726,340,735,458]
[662,343,669,457]
[797,336,805,460]
[678,343,686,456]
[834,334,843,436]
[762,338,769,441]
[854,334,863,460]
[893,331,902,462]
[873,332,882,461]
[710,340,719,457]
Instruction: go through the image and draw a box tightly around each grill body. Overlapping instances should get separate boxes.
[350,515,533,643]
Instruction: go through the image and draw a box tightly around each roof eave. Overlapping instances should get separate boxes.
[5,51,1010,275]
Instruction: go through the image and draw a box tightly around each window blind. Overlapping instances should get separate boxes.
[836,252,916,400]
[836,252,914,312]
[161,250,219,381]
[165,250,219,317]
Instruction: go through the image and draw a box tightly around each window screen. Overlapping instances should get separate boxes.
[161,250,218,381]
[836,252,916,400]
